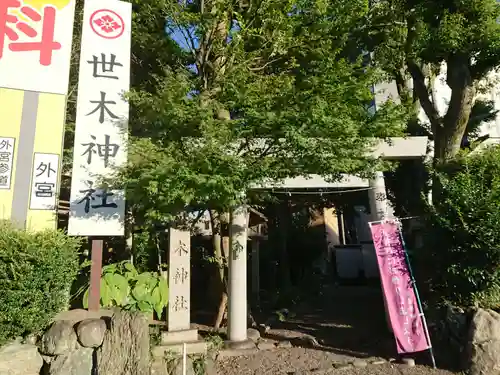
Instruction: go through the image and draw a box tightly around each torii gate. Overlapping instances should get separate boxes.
[225,135,429,348]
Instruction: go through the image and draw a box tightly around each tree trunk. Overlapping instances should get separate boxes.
[196,4,234,329]
[97,311,150,375]
[439,92,476,161]
[209,210,229,329]
[437,56,476,162]
[408,57,476,164]
[214,291,228,330]
[214,235,229,328]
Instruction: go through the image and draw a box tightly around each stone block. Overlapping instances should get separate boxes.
[152,341,208,358]
[76,318,107,348]
[161,329,199,345]
[0,342,43,375]
[401,358,415,367]
[49,347,94,375]
[352,360,368,368]
[467,308,500,375]
[40,321,78,356]
[224,338,256,350]
[247,328,260,343]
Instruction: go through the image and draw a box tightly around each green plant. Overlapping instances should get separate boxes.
[192,355,207,375]
[421,146,500,309]
[204,333,224,352]
[82,260,169,316]
[0,222,81,346]
[149,325,162,347]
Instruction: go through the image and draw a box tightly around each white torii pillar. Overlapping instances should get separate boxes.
[368,171,394,221]
[227,204,254,348]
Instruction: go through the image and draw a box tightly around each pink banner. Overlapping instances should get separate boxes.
[369,220,430,354]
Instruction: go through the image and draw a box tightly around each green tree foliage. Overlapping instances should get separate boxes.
[112,0,408,227]
[420,146,500,309]
[365,0,500,163]
[0,222,81,345]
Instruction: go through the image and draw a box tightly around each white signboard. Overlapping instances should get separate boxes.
[29,153,59,210]
[68,0,131,236]
[0,137,15,190]
[0,0,76,94]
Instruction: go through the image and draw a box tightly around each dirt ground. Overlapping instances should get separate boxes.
[216,350,459,375]
[213,285,459,375]
[217,354,459,375]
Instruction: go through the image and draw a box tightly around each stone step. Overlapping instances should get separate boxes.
[161,329,199,345]
[152,341,208,358]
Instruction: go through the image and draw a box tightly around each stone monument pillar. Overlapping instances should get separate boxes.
[156,228,207,356]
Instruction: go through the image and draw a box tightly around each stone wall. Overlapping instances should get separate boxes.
[441,305,470,358]
[434,306,500,375]
[0,309,152,375]
[0,340,43,375]
[40,312,108,375]
[466,309,500,375]
[0,309,219,375]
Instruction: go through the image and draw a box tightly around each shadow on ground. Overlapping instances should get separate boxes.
[194,284,452,369]
[259,285,397,359]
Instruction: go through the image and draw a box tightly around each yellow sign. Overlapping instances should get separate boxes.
[0,88,66,231]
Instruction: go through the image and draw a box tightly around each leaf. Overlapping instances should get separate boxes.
[135,273,151,285]
[146,274,159,290]
[103,273,119,304]
[124,261,138,277]
[102,263,117,275]
[105,273,129,306]
[151,286,161,305]
[158,277,169,305]
[152,287,164,317]
[132,281,148,302]
[137,301,153,313]
[100,279,112,307]
[82,288,89,309]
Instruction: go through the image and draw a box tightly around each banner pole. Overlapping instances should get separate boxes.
[396,221,437,369]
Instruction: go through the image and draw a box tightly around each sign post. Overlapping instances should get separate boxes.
[68,0,132,311]
[0,0,76,231]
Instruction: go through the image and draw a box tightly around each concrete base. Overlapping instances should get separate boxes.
[224,338,256,350]
[161,329,199,345]
[152,340,208,358]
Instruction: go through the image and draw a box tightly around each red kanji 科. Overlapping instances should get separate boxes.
[0,0,61,66]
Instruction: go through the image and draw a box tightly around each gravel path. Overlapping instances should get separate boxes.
[214,285,459,375]
[216,350,459,375]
